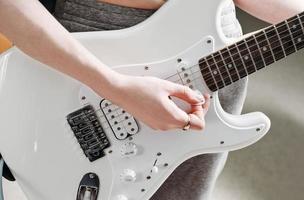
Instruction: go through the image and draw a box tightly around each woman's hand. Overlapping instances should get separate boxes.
[103,73,211,131]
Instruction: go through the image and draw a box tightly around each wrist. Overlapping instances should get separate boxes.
[85,66,127,101]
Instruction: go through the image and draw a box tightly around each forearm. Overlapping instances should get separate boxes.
[97,0,165,9]
[0,0,117,97]
[235,0,304,24]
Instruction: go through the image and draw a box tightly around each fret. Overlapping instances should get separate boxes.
[199,59,218,91]
[284,19,297,51]
[206,55,225,89]
[213,52,232,86]
[200,59,211,74]
[298,12,304,49]
[227,45,247,78]
[297,14,304,32]
[243,38,258,71]
[264,26,285,61]
[236,40,256,74]
[287,16,304,51]
[199,11,304,92]
[246,36,265,70]
[235,43,249,75]
[274,26,287,57]
[276,21,296,55]
[218,51,233,84]
[263,30,276,61]
[220,48,240,82]
[255,31,275,65]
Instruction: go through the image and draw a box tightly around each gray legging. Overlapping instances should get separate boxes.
[53,0,248,199]
[0,159,4,200]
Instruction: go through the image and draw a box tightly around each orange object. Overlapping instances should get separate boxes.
[0,33,12,53]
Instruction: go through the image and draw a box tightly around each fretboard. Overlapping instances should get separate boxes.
[199,12,304,92]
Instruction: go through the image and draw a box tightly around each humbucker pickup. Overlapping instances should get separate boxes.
[100,99,139,140]
[67,105,110,162]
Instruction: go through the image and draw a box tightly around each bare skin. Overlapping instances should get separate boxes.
[234,0,304,23]
[0,0,208,131]
[97,0,166,9]
[0,0,303,131]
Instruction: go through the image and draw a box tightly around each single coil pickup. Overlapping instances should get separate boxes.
[67,105,110,162]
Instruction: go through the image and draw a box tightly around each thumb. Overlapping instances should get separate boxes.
[169,83,205,104]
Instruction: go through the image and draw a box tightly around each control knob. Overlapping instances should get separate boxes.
[120,169,137,182]
[120,142,138,158]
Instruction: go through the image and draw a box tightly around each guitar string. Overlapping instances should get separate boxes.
[163,15,304,82]
[73,16,304,129]
[83,25,303,125]
[202,18,303,64]
[171,21,304,83]
[168,25,304,85]
[162,16,304,83]
[184,28,304,85]
[200,29,303,85]
[176,36,303,89]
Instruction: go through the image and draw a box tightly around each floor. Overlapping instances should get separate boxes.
[2,10,304,200]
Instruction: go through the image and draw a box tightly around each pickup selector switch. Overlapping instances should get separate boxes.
[152,166,159,174]
[120,142,138,158]
[120,169,137,182]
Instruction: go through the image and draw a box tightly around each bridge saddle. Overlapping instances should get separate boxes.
[67,105,110,162]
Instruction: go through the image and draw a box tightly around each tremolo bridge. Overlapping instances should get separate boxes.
[67,105,110,162]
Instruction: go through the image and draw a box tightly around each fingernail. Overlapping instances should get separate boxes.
[194,90,205,102]
[196,94,205,103]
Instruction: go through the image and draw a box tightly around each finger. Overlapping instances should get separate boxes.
[190,102,204,113]
[202,93,211,115]
[165,99,189,129]
[168,83,205,104]
[189,113,205,130]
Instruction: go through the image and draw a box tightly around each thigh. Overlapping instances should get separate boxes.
[151,153,228,200]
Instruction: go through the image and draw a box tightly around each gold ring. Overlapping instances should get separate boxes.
[182,115,191,131]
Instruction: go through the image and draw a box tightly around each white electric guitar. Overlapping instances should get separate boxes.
[0,0,303,199]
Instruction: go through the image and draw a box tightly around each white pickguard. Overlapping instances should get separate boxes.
[0,0,270,200]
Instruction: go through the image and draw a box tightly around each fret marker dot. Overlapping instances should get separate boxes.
[213,70,218,75]
[263,46,267,51]
[228,64,232,68]
[297,38,302,42]
[244,55,249,60]
[293,24,297,29]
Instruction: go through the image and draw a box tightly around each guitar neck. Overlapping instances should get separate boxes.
[200,12,304,92]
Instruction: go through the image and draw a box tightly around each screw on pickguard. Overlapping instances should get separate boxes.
[100,99,139,140]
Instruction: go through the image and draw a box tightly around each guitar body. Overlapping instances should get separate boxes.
[0,0,270,199]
